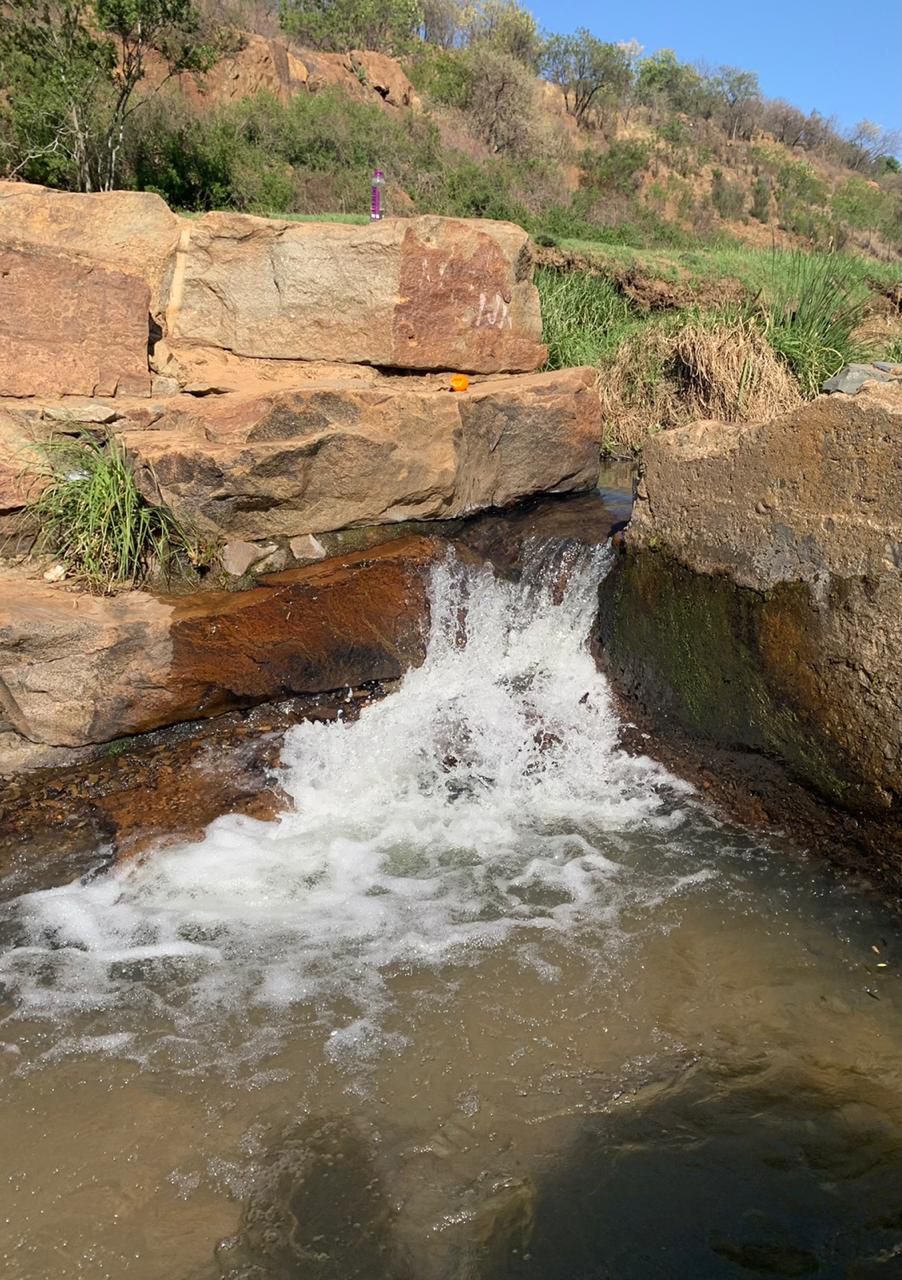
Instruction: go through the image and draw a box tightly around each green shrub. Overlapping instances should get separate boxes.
[585,140,650,194]
[28,434,205,592]
[832,177,901,241]
[405,45,471,107]
[711,168,745,220]
[278,0,422,53]
[750,176,770,222]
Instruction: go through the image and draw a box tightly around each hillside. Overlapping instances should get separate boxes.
[130,32,902,262]
[1,0,900,452]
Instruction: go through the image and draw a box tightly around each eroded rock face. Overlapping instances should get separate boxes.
[167,212,544,373]
[125,368,600,539]
[598,384,902,816]
[0,248,152,398]
[0,182,181,318]
[0,539,443,752]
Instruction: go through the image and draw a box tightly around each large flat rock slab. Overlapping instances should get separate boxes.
[167,212,545,372]
[0,539,443,751]
[0,185,545,381]
[125,367,600,539]
[0,248,152,398]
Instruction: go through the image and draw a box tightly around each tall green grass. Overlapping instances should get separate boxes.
[29,434,202,592]
[536,268,644,370]
[754,251,872,396]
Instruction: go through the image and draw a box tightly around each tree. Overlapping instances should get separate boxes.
[464,0,541,70]
[845,120,902,172]
[0,0,217,191]
[541,29,631,128]
[635,49,703,116]
[279,0,424,53]
[420,0,464,48]
[714,65,760,140]
[461,44,536,154]
[760,99,807,148]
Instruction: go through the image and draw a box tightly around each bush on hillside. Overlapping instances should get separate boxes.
[583,140,650,194]
[711,169,745,220]
[278,0,422,53]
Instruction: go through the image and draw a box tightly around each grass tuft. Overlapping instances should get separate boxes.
[28,433,204,593]
[752,251,874,397]
[598,314,801,455]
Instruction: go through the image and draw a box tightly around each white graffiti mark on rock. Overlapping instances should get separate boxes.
[475,291,512,329]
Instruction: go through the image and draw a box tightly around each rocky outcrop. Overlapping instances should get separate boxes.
[0,184,545,394]
[598,383,902,816]
[124,367,599,539]
[150,35,419,113]
[0,539,443,752]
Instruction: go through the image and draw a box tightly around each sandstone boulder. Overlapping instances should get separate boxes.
[125,367,600,539]
[0,181,180,318]
[167,213,545,373]
[0,539,443,751]
[598,384,902,815]
[0,185,545,379]
[0,247,152,398]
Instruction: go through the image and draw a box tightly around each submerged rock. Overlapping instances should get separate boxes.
[599,383,902,822]
[217,1117,414,1280]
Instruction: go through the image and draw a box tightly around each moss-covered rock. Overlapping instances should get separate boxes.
[598,384,902,819]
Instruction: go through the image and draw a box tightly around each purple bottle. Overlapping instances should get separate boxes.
[370,169,385,221]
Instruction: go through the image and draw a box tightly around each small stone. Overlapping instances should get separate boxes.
[822,363,901,395]
[150,375,181,397]
[43,401,119,425]
[220,540,274,577]
[148,338,174,375]
[289,534,327,564]
[42,563,67,582]
[254,546,290,574]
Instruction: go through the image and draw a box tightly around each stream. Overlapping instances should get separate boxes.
[0,537,900,1279]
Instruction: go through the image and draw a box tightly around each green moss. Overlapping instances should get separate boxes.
[598,550,854,805]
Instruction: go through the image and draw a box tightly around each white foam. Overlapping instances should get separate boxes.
[0,543,700,1056]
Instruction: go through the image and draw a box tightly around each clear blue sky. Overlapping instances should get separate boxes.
[529,0,902,136]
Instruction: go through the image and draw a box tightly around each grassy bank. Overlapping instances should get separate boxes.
[537,242,902,455]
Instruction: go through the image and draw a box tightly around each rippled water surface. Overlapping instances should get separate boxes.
[1,544,900,1279]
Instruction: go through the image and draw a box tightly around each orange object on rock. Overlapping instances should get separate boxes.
[450,374,469,393]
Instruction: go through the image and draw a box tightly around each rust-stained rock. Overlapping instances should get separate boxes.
[0,181,180,319]
[167,213,544,373]
[0,185,544,378]
[124,368,600,538]
[598,383,902,818]
[0,538,444,753]
[0,248,152,398]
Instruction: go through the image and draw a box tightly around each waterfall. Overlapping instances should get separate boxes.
[0,542,695,1056]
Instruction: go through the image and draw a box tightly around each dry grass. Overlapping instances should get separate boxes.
[599,315,802,454]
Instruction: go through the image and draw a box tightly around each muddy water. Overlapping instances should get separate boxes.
[1,545,900,1280]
